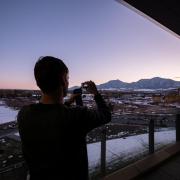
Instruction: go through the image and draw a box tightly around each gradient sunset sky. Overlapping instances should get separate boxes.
[0,0,180,90]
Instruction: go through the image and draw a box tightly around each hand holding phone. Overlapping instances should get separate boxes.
[81,81,98,95]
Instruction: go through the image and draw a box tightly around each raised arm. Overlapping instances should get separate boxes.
[76,81,111,134]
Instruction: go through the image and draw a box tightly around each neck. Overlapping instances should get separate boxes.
[40,90,64,104]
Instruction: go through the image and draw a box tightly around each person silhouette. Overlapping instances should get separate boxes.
[17,56,111,180]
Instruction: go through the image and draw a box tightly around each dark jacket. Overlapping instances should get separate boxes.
[17,94,111,180]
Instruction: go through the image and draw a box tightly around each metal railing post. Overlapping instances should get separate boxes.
[176,113,180,142]
[149,117,154,154]
[101,127,106,176]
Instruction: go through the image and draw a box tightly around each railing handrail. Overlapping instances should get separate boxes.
[0,161,26,174]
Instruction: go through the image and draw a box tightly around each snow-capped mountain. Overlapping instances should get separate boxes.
[97,77,180,90]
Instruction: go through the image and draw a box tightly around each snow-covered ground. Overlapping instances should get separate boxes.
[0,101,5,105]
[87,130,176,172]
[0,101,18,124]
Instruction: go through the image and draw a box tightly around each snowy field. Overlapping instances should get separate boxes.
[87,130,176,172]
[0,101,18,124]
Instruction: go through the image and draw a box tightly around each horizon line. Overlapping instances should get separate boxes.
[1,76,180,91]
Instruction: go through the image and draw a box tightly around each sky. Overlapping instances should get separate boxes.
[0,0,180,90]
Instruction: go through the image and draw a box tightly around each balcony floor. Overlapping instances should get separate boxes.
[138,153,180,180]
[104,142,180,180]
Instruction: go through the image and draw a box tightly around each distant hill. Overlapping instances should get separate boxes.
[68,86,80,91]
[97,77,180,90]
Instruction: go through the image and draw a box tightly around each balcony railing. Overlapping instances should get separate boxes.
[96,111,180,178]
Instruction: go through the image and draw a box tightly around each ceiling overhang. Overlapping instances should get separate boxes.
[116,0,180,38]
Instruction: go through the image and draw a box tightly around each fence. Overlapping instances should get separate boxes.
[99,112,180,177]
[0,161,27,180]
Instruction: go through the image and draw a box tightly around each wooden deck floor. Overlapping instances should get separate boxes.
[104,142,180,180]
[138,153,180,180]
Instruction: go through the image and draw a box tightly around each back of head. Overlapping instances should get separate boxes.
[34,56,68,94]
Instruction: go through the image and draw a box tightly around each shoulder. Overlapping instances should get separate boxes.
[65,105,87,112]
[18,105,29,115]
[64,105,89,116]
[17,104,36,119]
[18,104,35,113]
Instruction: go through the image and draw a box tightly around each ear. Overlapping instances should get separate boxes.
[61,73,68,86]
[61,75,66,86]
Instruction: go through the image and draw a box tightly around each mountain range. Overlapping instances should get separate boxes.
[98,77,180,89]
[69,77,180,90]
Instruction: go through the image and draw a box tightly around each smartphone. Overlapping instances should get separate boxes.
[81,83,88,93]
[73,88,83,106]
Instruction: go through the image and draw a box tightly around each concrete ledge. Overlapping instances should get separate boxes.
[165,142,180,154]
[103,164,139,180]
[104,142,180,180]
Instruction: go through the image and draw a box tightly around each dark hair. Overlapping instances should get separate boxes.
[34,56,68,93]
